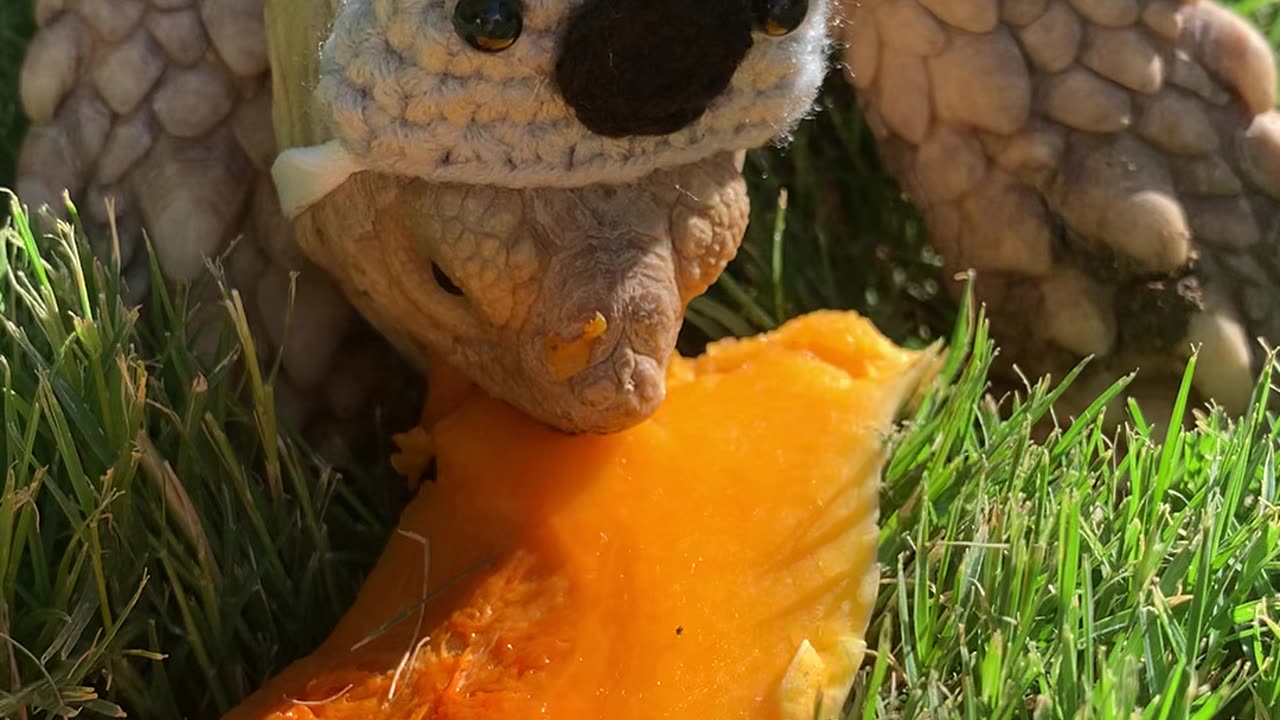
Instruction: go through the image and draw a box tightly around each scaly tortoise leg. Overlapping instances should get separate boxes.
[15,0,422,461]
[836,0,1280,423]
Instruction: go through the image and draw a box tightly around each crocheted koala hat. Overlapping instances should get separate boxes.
[273,0,832,218]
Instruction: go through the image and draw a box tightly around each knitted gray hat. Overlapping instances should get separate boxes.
[273,0,832,218]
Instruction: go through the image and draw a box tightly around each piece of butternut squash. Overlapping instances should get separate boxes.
[222,310,938,720]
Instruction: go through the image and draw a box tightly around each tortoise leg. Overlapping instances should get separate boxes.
[835,0,1280,423]
[15,0,421,462]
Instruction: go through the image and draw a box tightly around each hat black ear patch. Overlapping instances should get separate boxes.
[554,0,755,138]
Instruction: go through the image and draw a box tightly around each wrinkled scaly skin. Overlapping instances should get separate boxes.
[15,0,1280,438]
[837,0,1280,421]
[15,0,422,459]
[294,155,748,434]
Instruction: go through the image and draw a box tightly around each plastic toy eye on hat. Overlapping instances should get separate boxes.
[453,0,523,52]
[753,0,808,36]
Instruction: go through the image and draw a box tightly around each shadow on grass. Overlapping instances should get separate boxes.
[0,0,34,192]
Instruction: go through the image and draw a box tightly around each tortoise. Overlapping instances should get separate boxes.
[14,0,1280,446]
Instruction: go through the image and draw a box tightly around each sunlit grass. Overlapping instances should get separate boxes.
[2,192,1278,720]
[853,288,1280,718]
[0,192,405,718]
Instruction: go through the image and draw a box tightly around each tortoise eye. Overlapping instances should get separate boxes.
[453,0,524,52]
[432,262,465,296]
[752,0,808,36]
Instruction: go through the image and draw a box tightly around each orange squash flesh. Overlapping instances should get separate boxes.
[222,310,937,720]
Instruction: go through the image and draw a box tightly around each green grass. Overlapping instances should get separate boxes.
[855,292,1280,719]
[0,2,1279,719]
[0,193,407,718]
[2,193,1279,719]
[0,0,32,193]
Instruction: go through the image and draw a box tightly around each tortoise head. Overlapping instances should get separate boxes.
[270,0,831,434]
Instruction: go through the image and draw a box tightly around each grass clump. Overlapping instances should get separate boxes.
[850,291,1280,718]
[0,192,403,719]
